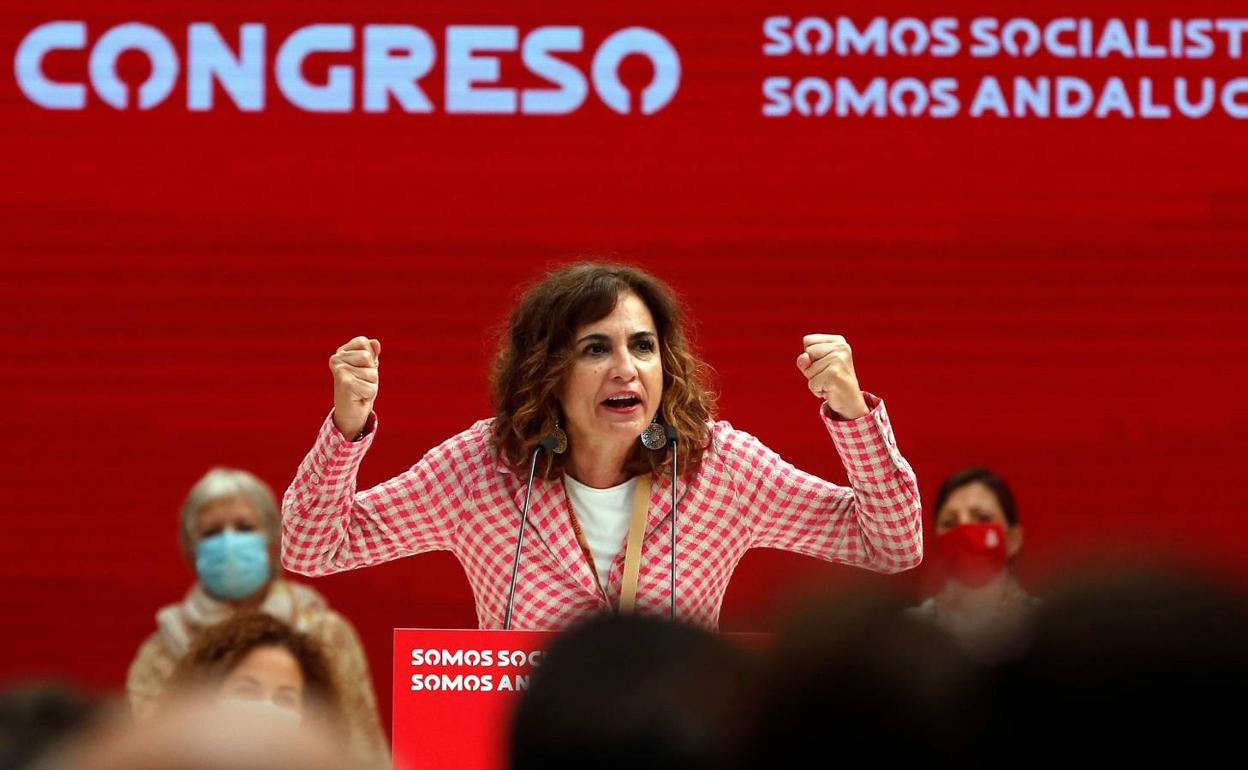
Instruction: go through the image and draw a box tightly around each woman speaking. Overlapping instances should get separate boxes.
[281,263,922,629]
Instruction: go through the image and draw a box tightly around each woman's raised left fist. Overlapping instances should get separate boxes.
[796,334,869,419]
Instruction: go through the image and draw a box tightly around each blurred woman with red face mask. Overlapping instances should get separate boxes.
[908,467,1038,662]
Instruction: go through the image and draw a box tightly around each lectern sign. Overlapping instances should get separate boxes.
[392,629,556,770]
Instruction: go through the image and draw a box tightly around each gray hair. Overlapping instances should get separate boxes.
[178,468,280,561]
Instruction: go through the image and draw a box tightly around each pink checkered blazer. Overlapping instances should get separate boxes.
[281,394,922,630]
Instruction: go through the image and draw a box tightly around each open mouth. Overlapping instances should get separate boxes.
[601,395,642,411]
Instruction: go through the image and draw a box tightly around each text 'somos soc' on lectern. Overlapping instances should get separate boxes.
[392,628,556,770]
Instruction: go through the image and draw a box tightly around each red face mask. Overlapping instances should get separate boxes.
[935,523,1008,588]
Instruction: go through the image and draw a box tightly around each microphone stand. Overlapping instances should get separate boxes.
[504,439,553,630]
[666,425,678,621]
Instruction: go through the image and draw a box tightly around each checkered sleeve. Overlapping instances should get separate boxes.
[724,393,923,573]
[281,411,486,576]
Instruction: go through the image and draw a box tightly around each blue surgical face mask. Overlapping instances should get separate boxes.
[195,530,272,601]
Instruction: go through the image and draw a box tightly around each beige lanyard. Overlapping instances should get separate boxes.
[565,474,652,612]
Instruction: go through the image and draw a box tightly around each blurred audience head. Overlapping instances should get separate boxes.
[986,566,1248,761]
[165,612,342,728]
[510,613,754,770]
[178,468,280,602]
[740,589,982,769]
[0,681,105,770]
[46,695,348,770]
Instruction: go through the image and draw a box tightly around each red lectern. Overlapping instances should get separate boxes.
[392,628,556,770]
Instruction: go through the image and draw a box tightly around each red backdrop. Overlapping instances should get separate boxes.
[5,0,1248,734]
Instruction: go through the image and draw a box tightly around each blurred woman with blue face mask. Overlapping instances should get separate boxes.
[192,495,273,604]
[125,468,393,770]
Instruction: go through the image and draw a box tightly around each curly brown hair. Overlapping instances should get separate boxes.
[166,613,343,724]
[490,262,716,479]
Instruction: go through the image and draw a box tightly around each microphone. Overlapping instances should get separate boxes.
[539,431,567,455]
[665,424,679,621]
[503,433,565,630]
